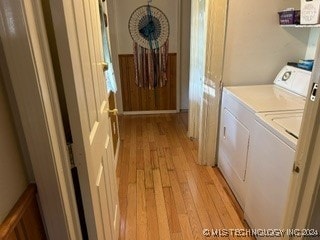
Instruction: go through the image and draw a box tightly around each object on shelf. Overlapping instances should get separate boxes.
[287,60,314,71]
[298,59,314,71]
[301,0,320,24]
[280,24,320,27]
[278,9,300,25]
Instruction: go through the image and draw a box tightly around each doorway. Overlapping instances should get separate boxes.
[111,0,190,113]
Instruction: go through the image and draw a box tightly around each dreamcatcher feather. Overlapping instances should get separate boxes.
[129,5,170,89]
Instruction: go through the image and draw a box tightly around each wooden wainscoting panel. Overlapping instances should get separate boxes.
[119,53,177,111]
[0,184,46,240]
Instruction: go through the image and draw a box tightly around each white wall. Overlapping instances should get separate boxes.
[114,0,179,54]
[305,28,320,59]
[180,0,191,110]
[223,0,310,86]
[0,74,28,222]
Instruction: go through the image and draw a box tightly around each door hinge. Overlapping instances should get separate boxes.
[67,143,76,168]
[310,83,318,102]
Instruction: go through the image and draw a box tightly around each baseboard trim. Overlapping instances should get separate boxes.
[122,110,178,115]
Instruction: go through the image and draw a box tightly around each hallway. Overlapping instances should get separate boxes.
[116,113,253,240]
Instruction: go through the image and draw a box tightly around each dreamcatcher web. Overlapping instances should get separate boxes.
[129,6,169,49]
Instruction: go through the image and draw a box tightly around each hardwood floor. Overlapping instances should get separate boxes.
[116,113,254,240]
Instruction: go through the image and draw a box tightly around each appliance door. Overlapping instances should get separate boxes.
[221,108,250,181]
[218,106,250,207]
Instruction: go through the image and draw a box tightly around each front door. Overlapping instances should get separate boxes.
[49,0,120,239]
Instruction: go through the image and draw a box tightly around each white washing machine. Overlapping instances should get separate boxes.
[244,111,303,239]
[218,66,311,208]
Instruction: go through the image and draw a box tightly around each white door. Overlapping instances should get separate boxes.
[49,0,120,239]
[198,0,228,165]
[283,41,320,235]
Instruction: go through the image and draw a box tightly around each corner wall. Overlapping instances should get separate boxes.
[180,0,191,110]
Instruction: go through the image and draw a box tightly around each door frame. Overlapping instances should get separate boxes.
[177,0,182,112]
[104,0,123,114]
[112,0,182,113]
[0,0,81,239]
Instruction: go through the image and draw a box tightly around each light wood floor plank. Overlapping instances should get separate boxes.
[136,121,143,150]
[183,163,226,234]
[168,171,187,214]
[178,214,195,240]
[166,123,182,148]
[206,167,243,218]
[125,183,137,240]
[176,147,191,171]
[136,149,144,170]
[172,154,188,183]
[163,187,181,233]
[144,147,154,189]
[171,233,183,240]
[128,125,137,183]
[149,141,157,151]
[185,171,212,230]
[164,147,175,170]
[159,157,171,187]
[206,184,238,240]
[116,140,124,188]
[151,149,159,169]
[147,122,155,142]
[128,152,137,183]
[186,169,228,240]
[156,121,166,136]
[137,170,147,240]
[159,134,170,148]
[118,142,129,240]
[146,189,159,240]
[180,183,206,240]
[206,167,254,240]
[153,169,172,240]
[157,147,166,158]
[142,117,149,149]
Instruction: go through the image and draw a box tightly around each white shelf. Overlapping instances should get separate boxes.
[280,24,320,28]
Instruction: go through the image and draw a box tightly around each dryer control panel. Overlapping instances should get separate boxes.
[274,66,312,97]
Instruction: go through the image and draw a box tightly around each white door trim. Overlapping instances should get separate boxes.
[105,0,124,114]
[0,0,81,239]
[123,110,178,115]
[177,0,182,112]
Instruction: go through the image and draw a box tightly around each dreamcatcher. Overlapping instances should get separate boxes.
[128,3,170,89]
